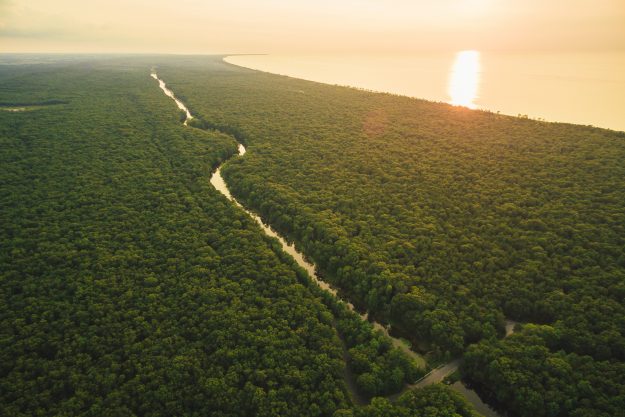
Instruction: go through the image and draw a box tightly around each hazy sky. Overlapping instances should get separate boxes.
[1,0,624,54]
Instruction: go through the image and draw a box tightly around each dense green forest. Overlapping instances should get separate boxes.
[0,57,478,416]
[337,385,481,417]
[155,56,625,416]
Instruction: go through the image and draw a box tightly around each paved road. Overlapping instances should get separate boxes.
[413,359,461,388]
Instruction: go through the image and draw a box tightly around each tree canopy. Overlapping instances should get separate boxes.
[154,55,625,416]
[0,57,476,416]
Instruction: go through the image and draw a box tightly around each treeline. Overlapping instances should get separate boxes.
[155,55,625,415]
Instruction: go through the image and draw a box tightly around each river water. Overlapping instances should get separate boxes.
[208,138,427,371]
[151,71,506,415]
[150,72,193,125]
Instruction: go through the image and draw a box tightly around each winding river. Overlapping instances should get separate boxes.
[151,71,508,415]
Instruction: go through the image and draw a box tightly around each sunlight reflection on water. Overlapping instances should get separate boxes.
[225,52,625,131]
[448,50,481,109]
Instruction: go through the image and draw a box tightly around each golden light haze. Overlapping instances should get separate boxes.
[1,0,624,54]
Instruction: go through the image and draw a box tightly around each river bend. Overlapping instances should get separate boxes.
[150,71,508,415]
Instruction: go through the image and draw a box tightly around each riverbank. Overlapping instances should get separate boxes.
[151,70,424,402]
[150,69,513,415]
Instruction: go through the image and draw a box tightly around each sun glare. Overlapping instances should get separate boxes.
[448,50,480,109]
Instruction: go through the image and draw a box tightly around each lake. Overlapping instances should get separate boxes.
[225,52,625,132]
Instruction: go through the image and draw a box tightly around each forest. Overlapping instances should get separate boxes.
[153,55,625,416]
[0,57,478,416]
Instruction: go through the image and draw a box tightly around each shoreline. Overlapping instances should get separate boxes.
[222,54,625,133]
[222,54,451,105]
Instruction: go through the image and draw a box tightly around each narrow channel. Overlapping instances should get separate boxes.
[149,71,414,352]
[151,71,506,415]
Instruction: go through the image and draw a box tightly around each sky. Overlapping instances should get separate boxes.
[1,0,624,54]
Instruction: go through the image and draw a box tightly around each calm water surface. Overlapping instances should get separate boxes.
[225,52,625,132]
